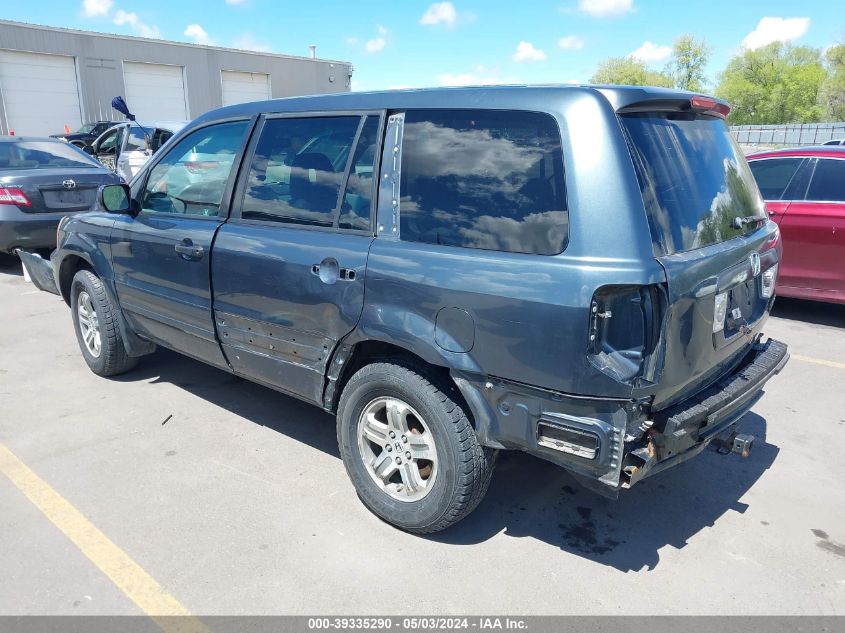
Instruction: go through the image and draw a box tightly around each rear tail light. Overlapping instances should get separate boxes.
[588,284,666,384]
[0,187,31,206]
[713,292,728,333]
[761,265,778,299]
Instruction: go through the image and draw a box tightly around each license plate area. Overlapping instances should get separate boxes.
[725,274,760,332]
[41,189,95,209]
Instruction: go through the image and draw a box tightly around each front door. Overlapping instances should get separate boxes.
[111,119,252,367]
[212,113,381,403]
[91,126,122,172]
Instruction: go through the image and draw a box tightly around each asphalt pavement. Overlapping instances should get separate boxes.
[1,253,843,616]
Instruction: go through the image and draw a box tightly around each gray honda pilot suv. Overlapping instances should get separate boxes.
[23,85,788,533]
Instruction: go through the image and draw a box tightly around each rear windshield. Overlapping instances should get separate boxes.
[0,141,100,170]
[621,113,765,255]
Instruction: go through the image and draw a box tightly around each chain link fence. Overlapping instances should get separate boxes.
[731,123,845,153]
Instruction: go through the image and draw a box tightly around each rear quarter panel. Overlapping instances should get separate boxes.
[357,88,664,398]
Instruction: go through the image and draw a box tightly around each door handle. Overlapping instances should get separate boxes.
[175,239,204,260]
[311,258,357,284]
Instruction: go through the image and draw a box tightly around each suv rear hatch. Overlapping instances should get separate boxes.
[620,103,778,410]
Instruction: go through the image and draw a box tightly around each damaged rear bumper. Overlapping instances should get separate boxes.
[454,337,788,497]
[621,337,788,488]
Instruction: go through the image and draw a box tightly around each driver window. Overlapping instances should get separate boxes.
[140,120,249,216]
[97,129,120,155]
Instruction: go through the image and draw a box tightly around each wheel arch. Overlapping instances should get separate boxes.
[323,337,482,432]
[57,253,94,305]
[56,247,155,358]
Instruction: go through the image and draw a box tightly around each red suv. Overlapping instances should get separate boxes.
[747,146,845,304]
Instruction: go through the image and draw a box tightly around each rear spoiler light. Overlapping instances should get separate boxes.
[690,95,731,118]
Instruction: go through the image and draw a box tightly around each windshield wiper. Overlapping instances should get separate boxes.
[732,216,762,229]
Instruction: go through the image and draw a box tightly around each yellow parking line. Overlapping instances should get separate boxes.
[792,354,845,370]
[0,442,210,633]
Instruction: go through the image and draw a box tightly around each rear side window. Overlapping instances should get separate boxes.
[241,116,361,227]
[806,159,845,201]
[399,109,568,255]
[339,116,380,230]
[748,158,804,200]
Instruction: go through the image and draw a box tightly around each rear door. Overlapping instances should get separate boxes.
[112,119,252,367]
[212,112,381,403]
[621,112,778,409]
[778,157,845,299]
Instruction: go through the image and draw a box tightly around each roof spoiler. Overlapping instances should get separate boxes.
[617,94,731,119]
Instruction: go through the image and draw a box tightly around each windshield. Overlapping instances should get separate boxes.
[0,141,100,170]
[621,112,766,255]
[76,123,99,134]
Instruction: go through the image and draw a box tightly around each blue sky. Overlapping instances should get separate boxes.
[3,0,843,91]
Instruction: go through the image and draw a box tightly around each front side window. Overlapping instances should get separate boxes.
[96,129,121,155]
[241,116,361,227]
[140,120,249,216]
[806,159,845,202]
[748,158,804,200]
[398,109,568,255]
[125,126,149,153]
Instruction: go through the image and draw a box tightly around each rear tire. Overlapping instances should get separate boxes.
[70,270,138,377]
[337,362,495,533]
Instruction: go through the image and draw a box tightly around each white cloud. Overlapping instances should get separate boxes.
[365,25,388,53]
[345,36,359,45]
[231,34,273,53]
[113,9,161,38]
[82,0,113,17]
[365,37,386,53]
[184,24,213,45]
[629,40,671,62]
[225,0,248,4]
[558,35,585,50]
[512,41,546,63]
[420,2,457,27]
[577,0,633,17]
[742,17,810,50]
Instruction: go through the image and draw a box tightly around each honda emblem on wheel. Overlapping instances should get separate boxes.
[62,179,77,189]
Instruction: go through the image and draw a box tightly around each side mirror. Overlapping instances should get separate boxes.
[82,145,95,155]
[98,184,135,215]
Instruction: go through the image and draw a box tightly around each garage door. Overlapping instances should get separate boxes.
[0,50,82,136]
[221,70,271,107]
[123,61,187,121]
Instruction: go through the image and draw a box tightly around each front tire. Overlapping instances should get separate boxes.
[337,362,495,533]
[70,270,137,377]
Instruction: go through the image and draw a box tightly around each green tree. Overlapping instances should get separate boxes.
[818,43,845,121]
[666,35,710,91]
[714,42,826,124]
[589,56,672,87]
